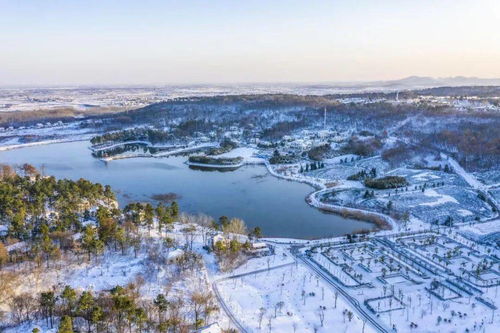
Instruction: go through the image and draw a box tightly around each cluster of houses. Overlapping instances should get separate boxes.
[0,120,65,132]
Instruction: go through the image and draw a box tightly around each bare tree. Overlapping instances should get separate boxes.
[317,305,325,327]
[223,218,247,235]
[274,301,284,317]
[0,271,18,306]
[10,293,37,324]
[191,291,208,329]
[258,307,266,329]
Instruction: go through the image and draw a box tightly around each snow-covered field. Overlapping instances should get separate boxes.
[217,147,264,165]
[299,232,500,333]
[217,263,372,333]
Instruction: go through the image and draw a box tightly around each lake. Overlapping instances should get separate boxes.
[0,141,373,238]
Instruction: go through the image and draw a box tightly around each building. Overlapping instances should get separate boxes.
[246,242,271,256]
[210,234,227,249]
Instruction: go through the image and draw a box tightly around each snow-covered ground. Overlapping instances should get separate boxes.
[1,223,234,332]
[419,189,459,207]
[300,231,500,333]
[459,219,500,236]
[217,263,373,333]
[217,147,265,165]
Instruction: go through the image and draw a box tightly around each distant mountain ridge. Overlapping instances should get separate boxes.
[300,76,500,92]
[379,76,500,88]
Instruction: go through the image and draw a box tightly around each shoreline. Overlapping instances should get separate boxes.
[98,143,217,161]
[0,138,395,237]
[186,161,244,169]
[262,161,396,232]
[90,140,185,152]
[0,137,90,151]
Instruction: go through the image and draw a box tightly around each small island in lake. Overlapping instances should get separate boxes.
[187,155,244,169]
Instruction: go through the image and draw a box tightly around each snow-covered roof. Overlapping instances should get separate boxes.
[167,249,185,260]
[251,242,268,249]
[212,234,226,242]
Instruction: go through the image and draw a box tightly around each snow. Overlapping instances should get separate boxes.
[6,242,26,252]
[0,137,90,151]
[323,154,359,164]
[442,154,484,189]
[419,189,459,207]
[216,263,373,333]
[1,119,499,332]
[193,322,222,333]
[1,222,233,331]
[412,171,440,181]
[460,219,500,236]
[167,248,185,260]
[457,209,473,216]
[3,320,57,333]
[217,147,265,164]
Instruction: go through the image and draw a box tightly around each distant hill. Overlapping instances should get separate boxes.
[378,76,500,89]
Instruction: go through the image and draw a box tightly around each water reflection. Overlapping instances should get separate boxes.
[0,141,374,239]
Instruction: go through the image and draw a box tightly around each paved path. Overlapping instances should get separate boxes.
[291,246,390,333]
[212,262,295,333]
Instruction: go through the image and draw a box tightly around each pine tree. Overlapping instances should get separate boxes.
[61,285,77,316]
[144,203,154,231]
[115,227,127,254]
[154,294,169,324]
[77,291,95,333]
[170,201,179,219]
[90,306,104,331]
[40,224,56,268]
[103,184,115,204]
[40,291,56,328]
[57,315,74,333]
[97,215,117,245]
[82,226,104,260]
[155,203,166,232]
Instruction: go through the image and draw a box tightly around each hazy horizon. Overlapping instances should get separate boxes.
[1,0,499,86]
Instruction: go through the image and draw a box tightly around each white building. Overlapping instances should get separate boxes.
[247,242,271,256]
[209,234,227,249]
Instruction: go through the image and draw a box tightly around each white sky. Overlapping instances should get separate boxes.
[0,0,499,85]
